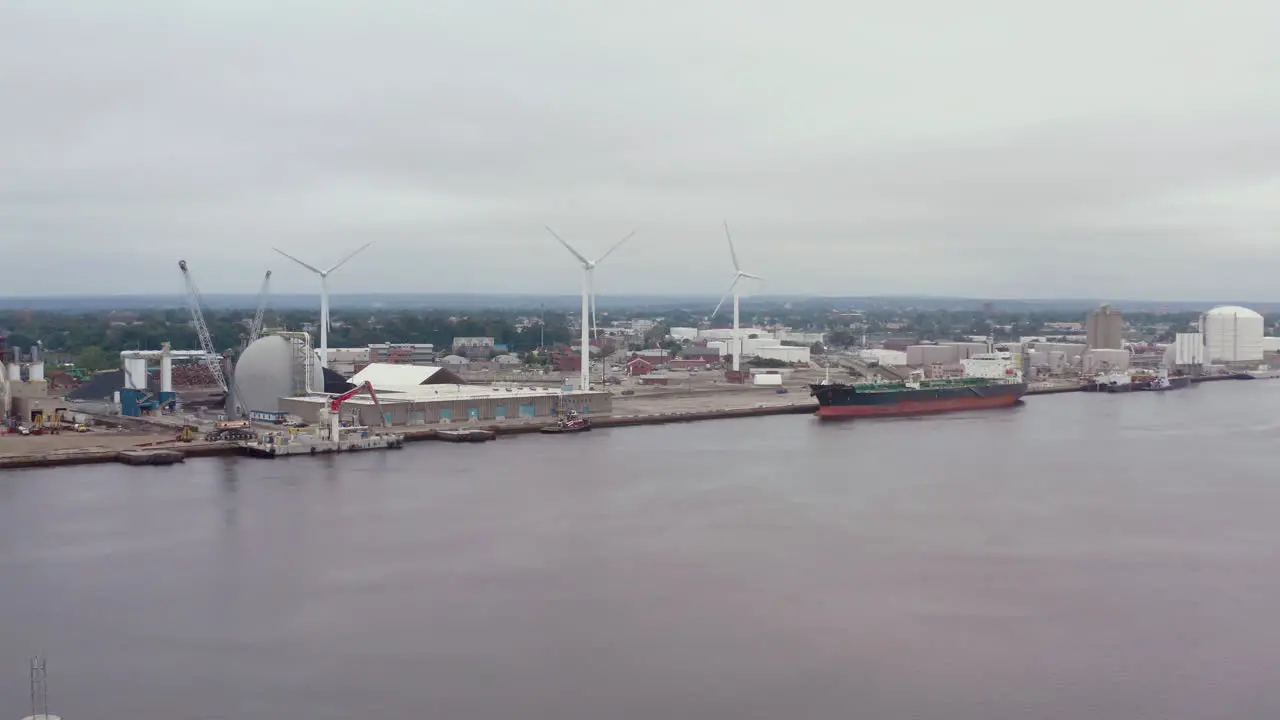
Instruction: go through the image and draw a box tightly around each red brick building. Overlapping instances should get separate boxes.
[626,358,654,376]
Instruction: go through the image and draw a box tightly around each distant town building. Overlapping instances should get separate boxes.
[550,348,582,373]
[1085,303,1124,349]
[680,347,722,362]
[1043,322,1084,333]
[452,337,496,351]
[368,343,434,365]
[626,357,654,376]
[632,348,670,363]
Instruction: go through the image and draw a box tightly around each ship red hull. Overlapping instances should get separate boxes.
[815,392,1021,418]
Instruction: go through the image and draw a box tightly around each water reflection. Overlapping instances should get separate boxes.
[3,382,1280,720]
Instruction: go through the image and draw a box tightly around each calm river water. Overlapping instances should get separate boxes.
[3,382,1280,719]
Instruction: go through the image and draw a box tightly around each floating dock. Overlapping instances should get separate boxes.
[238,431,404,458]
[116,449,185,466]
[436,428,497,443]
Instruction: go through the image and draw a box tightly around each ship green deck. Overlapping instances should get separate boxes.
[840,377,1009,394]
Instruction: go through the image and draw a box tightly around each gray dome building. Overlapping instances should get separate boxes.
[233,334,310,414]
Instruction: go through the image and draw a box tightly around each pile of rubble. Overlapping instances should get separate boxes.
[170,363,220,388]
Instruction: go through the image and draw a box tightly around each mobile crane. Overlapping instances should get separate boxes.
[319,381,389,442]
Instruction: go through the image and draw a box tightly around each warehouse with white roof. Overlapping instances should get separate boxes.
[277,362,610,426]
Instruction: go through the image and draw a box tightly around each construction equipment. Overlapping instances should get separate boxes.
[178,260,229,395]
[319,381,389,441]
[205,419,255,441]
[178,424,198,442]
[249,270,272,342]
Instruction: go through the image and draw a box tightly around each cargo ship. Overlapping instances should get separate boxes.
[810,353,1027,419]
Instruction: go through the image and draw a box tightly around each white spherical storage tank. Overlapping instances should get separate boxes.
[234,335,303,413]
[1200,306,1264,363]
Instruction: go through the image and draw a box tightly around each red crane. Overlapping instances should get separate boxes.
[328,381,390,427]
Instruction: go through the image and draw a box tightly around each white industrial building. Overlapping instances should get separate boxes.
[692,329,810,365]
[326,347,371,375]
[1027,349,1068,372]
[858,349,908,366]
[1200,306,1264,363]
[276,363,609,426]
[775,330,826,345]
[669,327,699,341]
[754,345,811,364]
[906,345,960,366]
[1082,348,1131,373]
[1163,333,1206,368]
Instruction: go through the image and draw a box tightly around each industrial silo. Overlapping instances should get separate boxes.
[1200,306,1264,363]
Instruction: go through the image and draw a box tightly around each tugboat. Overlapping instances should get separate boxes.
[1138,367,1190,391]
[540,410,592,434]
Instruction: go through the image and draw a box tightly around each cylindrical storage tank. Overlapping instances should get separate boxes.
[124,358,148,389]
[1201,306,1264,363]
[7,363,20,381]
[28,362,44,381]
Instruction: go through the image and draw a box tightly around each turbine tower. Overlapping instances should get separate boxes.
[710,220,762,372]
[272,242,373,372]
[544,226,636,391]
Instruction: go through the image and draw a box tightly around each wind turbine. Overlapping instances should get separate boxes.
[544,226,637,391]
[710,220,762,373]
[272,241,374,372]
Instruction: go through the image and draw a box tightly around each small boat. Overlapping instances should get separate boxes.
[1083,371,1132,393]
[540,410,592,434]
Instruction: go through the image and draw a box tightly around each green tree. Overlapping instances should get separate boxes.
[74,345,113,371]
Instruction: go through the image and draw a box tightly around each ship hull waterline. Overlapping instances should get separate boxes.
[811,382,1028,419]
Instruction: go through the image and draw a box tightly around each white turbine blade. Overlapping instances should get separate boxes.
[544,225,590,266]
[723,219,741,272]
[273,247,322,275]
[324,240,375,274]
[710,276,741,320]
[739,271,763,281]
[596,229,637,265]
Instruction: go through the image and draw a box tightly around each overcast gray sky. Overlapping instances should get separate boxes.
[3,1,1280,300]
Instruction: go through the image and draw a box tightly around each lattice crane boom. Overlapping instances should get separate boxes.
[249,270,272,341]
[178,260,229,394]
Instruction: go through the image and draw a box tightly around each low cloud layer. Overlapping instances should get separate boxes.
[3,0,1280,300]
